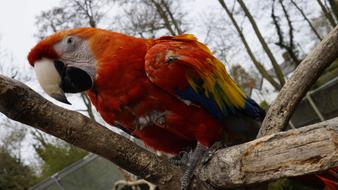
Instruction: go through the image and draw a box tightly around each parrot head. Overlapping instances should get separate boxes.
[27,28,105,104]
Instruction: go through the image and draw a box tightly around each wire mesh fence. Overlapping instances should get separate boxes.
[30,154,125,190]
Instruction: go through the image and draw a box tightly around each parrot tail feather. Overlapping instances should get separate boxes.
[318,167,338,190]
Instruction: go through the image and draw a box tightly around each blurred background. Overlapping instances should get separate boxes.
[0,0,337,189]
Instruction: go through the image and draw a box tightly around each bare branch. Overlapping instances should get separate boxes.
[271,0,300,64]
[258,26,338,137]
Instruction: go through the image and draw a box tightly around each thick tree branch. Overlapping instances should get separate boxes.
[258,26,338,137]
[197,118,338,188]
[0,75,182,190]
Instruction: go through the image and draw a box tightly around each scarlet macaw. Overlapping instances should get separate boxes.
[28,28,337,189]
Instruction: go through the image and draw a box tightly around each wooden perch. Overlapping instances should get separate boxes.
[258,26,338,137]
[0,74,338,189]
[197,118,338,188]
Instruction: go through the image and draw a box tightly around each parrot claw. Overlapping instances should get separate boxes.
[179,141,227,190]
[169,151,190,168]
[201,141,227,165]
[180,143,207,190]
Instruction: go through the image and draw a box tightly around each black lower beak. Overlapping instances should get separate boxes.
[51,93,71,104]
[54,60,93,93]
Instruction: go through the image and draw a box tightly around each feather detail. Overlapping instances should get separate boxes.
[145,34,264,120]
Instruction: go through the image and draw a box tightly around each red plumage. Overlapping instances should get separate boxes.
[86,33,227,153]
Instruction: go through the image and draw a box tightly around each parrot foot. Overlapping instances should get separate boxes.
[180,143,207,190]
[169,151,190,167]
[201,141,227,165]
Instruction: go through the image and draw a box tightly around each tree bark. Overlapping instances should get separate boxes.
[237,0,286,86]
[218,0,282,91]
[258,26,338,137]
[0,75,337,189]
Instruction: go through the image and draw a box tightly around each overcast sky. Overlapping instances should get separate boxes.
[0,1,61,67]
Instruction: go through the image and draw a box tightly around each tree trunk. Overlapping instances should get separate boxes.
[237,0,286,86]
[317,0,337,27]
[149,0,177,36]
[160,0,183,34]
[218,0,282,91]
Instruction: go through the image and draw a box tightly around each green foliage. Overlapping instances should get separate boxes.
[230,64,261,96]
[0,148,37,190]
[312,58,338,89]
[34,141,88,179]
[259,100,270,111]
[230,65,257,89]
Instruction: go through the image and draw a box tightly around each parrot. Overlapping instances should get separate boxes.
[27,28,337,190]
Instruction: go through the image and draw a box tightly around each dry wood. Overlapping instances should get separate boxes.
[197,117,338,188]
[258,26,338,138]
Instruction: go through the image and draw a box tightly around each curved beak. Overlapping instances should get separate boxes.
[33,58,94,104]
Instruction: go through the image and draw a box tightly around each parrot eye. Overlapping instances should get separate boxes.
[63,36,78,52]
[67,37,73,44]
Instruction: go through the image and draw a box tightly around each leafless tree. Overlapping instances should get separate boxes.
[35,0,109,39]
[115,0,187,37]
[271,0,300,65]
[217,0,282,91]
[290,0,323,41]
[317,0,337,27]
[237,0,286,86]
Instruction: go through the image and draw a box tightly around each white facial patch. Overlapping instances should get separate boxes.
[34,58,63,96]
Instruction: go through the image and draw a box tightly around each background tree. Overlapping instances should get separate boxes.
[328,0,338,22]
[0,123,37,190]
[237,0,286,86]
[32,130,87,178]
[0,147,37,190]
[316,0,337,27]
[290,0,323,41]
[114,0,187,37]
[271,0,301,65]
[217,0,282,91]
